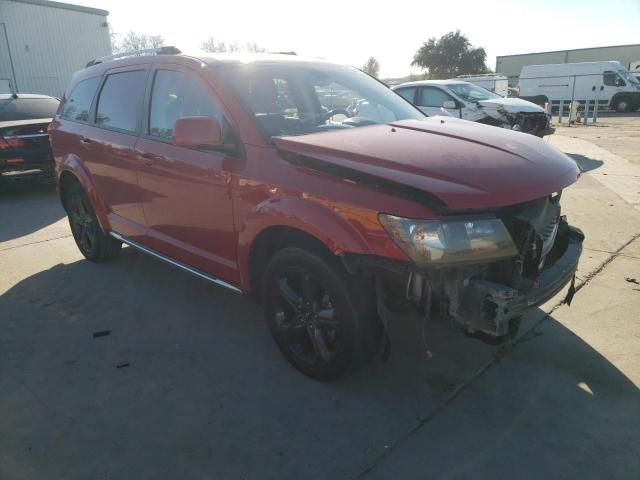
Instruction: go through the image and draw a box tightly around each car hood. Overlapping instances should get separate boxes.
[477,97,544,113]
[272,117,579,211]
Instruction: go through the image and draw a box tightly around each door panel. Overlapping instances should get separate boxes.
[135,66,238,284]
[82,67,149,238]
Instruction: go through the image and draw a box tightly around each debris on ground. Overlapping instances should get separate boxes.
[624,277,639,285]
[92,330,110,338]
[116,362,130,369]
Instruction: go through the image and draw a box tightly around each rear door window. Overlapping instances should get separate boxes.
[149,69,228,141]
[395,87,416,103]
[60,77,101,122]
[0,97,60,121]
[96,70,147,132]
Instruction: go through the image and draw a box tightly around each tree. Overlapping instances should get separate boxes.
[411,31,488,79]
[201,38,265,53]
[112,31,164,53]
[362,57,380,77]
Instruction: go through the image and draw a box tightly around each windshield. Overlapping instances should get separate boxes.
[445,83,502,102]
[618,69,640,85]
[222,63,424,137]
[0,97,59,122]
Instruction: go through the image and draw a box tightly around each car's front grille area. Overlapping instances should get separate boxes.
[539,205,560,257]
[519,112,549,133]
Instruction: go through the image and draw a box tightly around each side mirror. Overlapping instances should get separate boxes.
[442,100,458,109]
[173,116,223,149]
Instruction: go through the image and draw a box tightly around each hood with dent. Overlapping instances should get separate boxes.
[272,117,579,211]
[477,97,544,113]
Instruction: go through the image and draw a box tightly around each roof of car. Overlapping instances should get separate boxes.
[185,52,336,67]
[392,79,471,89]
[0,93,58,100]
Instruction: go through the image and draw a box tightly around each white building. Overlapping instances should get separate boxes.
[0,0,110,97]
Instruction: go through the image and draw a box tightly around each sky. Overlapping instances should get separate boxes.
[72,0,640,78]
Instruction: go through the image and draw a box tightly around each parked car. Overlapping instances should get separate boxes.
[518,61,640,112]
[49,48,583,380]
[393,80,555,137]
[456,74,509,97]
[0,93,59,183]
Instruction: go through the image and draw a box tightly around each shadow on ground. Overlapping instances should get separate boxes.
[0,249,638,479]
[567,153,604,173]
[0,179,65,243]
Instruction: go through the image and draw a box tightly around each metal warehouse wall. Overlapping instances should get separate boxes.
[496,44,640,79]
[0,0,110,97]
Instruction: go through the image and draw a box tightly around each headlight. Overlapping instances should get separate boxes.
[379,214,518,267]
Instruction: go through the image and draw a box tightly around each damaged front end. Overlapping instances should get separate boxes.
[477,107,555,137]
[346,193,583,339]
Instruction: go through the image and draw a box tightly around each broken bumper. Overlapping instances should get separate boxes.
[535,127,555,137]
[458,225,583,337]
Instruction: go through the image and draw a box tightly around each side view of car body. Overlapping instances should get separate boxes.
[0,93,59,183]
[393,80,555,137]
[49,48,583,380]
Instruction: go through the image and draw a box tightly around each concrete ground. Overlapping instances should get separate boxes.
[1,115,639,479]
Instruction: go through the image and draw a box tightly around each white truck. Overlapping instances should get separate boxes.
[518,61,640,112]
[456,74,509,97]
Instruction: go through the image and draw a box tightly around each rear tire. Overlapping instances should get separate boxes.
[64,182,121,262]
[262,247,382,381]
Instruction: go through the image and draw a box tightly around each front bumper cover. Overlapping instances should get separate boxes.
[456,225,583,337]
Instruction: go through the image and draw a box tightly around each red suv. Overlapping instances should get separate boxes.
[49,47,583,380]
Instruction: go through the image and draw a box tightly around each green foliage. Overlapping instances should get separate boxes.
[362,57,380,78]
[411,31,488,79]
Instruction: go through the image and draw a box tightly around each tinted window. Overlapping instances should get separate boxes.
[417,87,453,107]
[149,69,227,140]
[60,77,100,122]
[96,70,147,132]
[603,71,625,87]
[395,87,416,103]
[0,97,60,122]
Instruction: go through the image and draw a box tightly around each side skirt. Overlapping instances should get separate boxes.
[109,232,244,295]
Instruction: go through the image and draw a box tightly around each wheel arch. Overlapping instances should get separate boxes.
[238,197,375,300]
[57,154,111,232]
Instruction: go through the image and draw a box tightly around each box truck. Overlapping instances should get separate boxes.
[518,61,640,112]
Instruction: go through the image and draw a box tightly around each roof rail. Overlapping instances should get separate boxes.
[456,73,505,78]
[86,46,181,68]
[269,51,297,56]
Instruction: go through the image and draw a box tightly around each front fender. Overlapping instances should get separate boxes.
[236,195,407,291]
[58,154,111,233]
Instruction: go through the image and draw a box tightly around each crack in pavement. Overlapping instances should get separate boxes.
[356,231,640,479]
[0,234,72,252]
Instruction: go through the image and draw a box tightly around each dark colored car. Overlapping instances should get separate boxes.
[0,93,59,183]
[49,48,583,380]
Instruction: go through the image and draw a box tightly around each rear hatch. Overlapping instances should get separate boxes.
[0,118,53,174]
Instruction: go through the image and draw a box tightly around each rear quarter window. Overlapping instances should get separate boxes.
[0,97,60,122]
[60,77,101,122]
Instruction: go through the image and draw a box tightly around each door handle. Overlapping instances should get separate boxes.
[138,152,158,166]
[79,137,92,145]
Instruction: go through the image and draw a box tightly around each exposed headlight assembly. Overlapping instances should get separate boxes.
[379,214,518,267]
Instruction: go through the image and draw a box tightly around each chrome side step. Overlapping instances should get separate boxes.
[109,232,243,295]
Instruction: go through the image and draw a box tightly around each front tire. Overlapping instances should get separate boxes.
[64,182,121,262]
[262,247,382,381]
[614,97,630,113]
